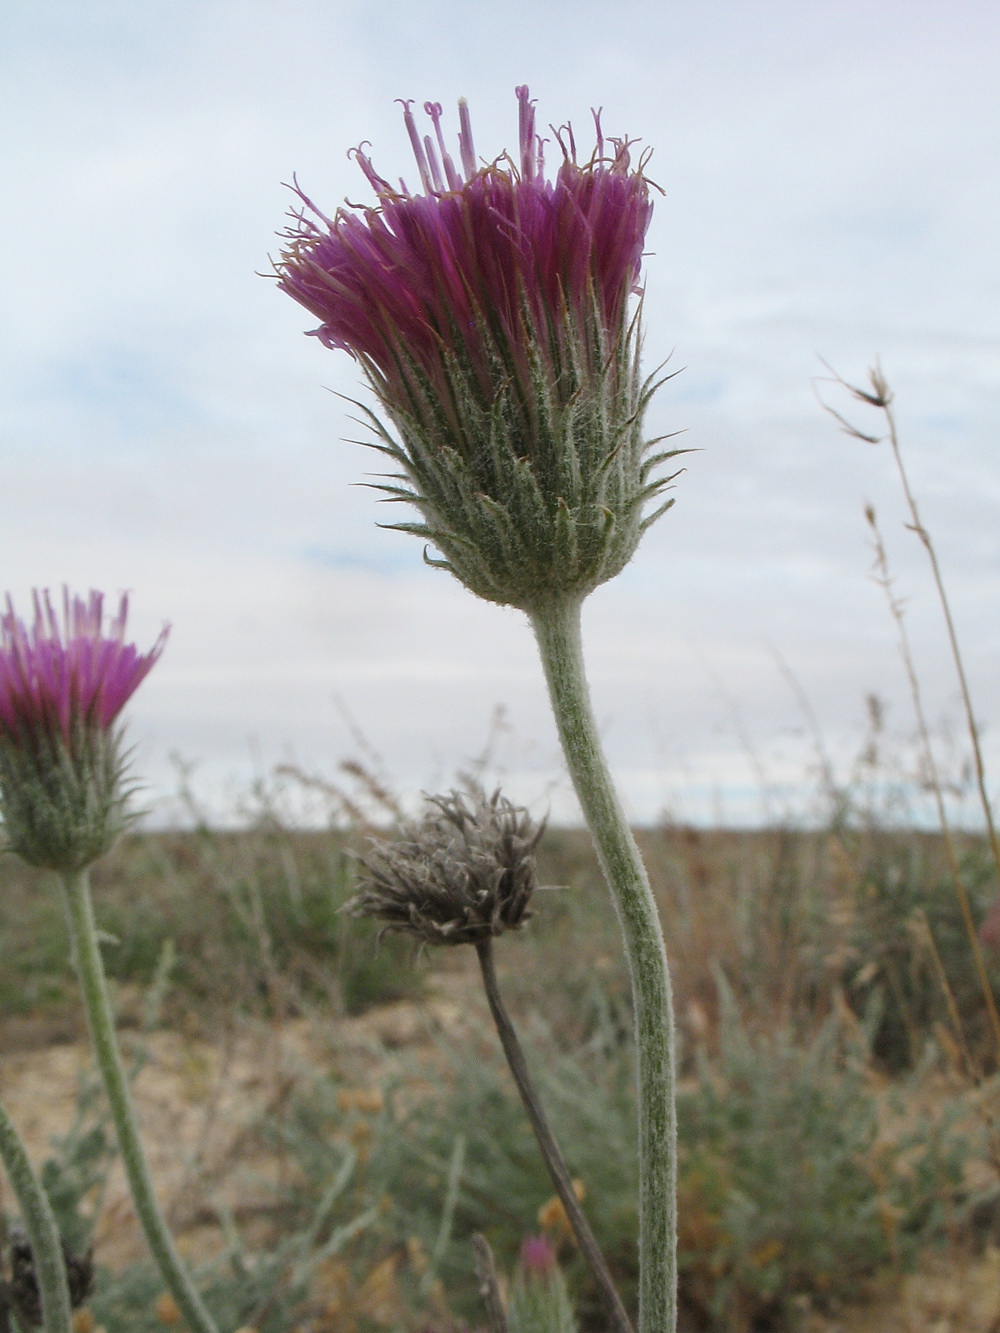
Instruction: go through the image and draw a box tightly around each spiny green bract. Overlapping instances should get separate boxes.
[508,1251,579,1333]
[357,306,681,612]
[0,723,133,872]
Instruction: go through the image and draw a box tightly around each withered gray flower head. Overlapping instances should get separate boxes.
[6,1226,94,1328]
[348,786,543,946]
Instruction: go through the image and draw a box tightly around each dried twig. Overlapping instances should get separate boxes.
[819,360,1000,1056]
[476,937,635,1333]
[472,1233,509,1333]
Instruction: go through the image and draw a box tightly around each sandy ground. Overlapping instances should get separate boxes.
[2,976,1000,1332]
[0,978,479,1267]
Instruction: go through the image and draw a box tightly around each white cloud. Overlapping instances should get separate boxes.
[1,0,999,824]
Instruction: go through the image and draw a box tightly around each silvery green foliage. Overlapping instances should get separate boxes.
[360,308,681,611]
[0,722,131,872]
[347,786,542,946]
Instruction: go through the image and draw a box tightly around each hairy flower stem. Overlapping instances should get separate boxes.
[61,871,221,1333]
[475,938,634,1333]
[529,596,676,1333]
[0,1101,73,1333]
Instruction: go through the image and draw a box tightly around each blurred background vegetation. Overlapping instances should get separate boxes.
[2,732,1000,1333]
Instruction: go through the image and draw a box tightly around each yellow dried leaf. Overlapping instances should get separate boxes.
[749,1238,784,1269]
[154,1291,182,1325]
[537,1180,586,1239]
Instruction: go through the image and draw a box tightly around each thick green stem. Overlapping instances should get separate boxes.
[529,597,676,1333]
[61,870,221,1333]
[0,1101,73,1333]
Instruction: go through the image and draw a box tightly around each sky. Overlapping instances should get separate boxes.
[2,0,999,826]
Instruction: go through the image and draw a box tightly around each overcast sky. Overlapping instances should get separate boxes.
[2,0,999,825]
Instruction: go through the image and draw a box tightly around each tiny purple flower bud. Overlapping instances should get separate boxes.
[508,1229,577,1331]
[519,1235,557,1279]
[277,88,682,612]
[0,589,168,872]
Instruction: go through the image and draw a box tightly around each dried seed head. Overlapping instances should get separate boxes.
[347,786,542,946]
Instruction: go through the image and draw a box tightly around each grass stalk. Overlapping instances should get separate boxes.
[879,382,1000,875]
[821,360,1000,1055]
[866,506,1000,1053]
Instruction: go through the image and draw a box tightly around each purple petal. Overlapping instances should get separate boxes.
[0,588,168,747]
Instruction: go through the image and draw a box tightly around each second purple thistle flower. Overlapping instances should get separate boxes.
[277,87,682,612]
[0,590,167,872]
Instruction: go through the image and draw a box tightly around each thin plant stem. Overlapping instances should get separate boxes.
[475,938,634,1333]
[0,1100,73,1333]
[866,506,1000,1054]
[913,910,978,1083]
[880,387,1000,875]
[420,1133,466,1298]
[529,595,676,1333]
[820,360,1000,1056]
[60,870,221,1333]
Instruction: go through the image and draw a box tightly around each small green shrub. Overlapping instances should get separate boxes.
[255,960,970,1332]
[833,831,998,1069]
[676,979,969,1331]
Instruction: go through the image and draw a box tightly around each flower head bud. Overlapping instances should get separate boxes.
[0,590,167,872]
[347,786,542,947]
[508,1233,577,1333]
[519,1235,558,1278]
[278,88,681,612]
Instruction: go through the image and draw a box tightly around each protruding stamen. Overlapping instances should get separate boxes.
[457,97,477,179]
[288,173,337,230]
[515,85,536,181]
[608,134,636,172]
[592,107,605,163]
[424,102,462,190]
[422,133,446,193]
[552,121,576,164]
[348,145,393,196]
[396,98,434,193]
[110,591,129,641]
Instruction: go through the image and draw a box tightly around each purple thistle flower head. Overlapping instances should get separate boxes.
[0,589,167,749]
[281,87,649,404]
[277,88,682,612]
[0,589,168,872]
